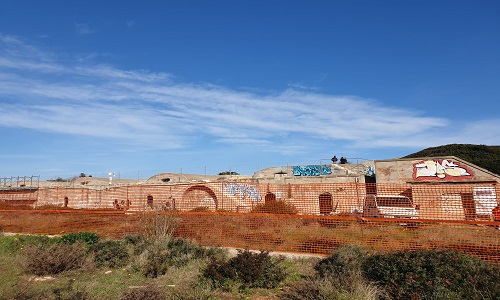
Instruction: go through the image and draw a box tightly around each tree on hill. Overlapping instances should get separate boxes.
[402,144,500,176]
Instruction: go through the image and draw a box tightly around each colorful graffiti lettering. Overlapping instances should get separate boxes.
[222,180,262,202]
[293,165,332,176]
[413,159,474,181]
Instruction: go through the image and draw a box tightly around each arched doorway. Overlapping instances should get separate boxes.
[182,185,218,211]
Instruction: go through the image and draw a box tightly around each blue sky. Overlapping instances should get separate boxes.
[0,0,499,179]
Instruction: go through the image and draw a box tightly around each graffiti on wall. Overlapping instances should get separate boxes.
[362,166,375,177]
[413,159,474,181]
[222,180,262,202]
[293,165,332,176]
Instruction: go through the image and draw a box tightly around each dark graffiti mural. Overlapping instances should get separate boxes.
[293,165,332,176]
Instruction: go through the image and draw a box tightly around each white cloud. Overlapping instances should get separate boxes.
[74,23,96,35]
[0,34,498,157]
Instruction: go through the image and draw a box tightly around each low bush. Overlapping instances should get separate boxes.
[21,242,87,275]
[281,245,383,300]
[124,234,151,256]
[124,234,143,245]
[315,245,367,278]
[89,239,130,268]
[363,249,500,300]
[137,238,223,278]
[60,232,99,246]
[141,243,170,278]
[202,250,287,289]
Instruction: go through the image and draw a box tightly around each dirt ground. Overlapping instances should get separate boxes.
[0,208,136,237]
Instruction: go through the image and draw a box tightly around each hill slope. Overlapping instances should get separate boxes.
[402,144,500,176]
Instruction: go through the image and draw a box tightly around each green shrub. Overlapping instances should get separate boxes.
[124,234,151,256]
[60,232,99,246]
[89,239,129,268]
[136,238,225,278]
[315,245,367,278]
[250,200,298,214]
[202,250,287,289]
[281,245,382,300]
[142,243,170,278]
[21,242,87,275]
[363,249,500,300]
[124,234,143,245]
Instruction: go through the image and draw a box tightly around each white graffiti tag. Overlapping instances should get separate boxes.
[414,159,472,179]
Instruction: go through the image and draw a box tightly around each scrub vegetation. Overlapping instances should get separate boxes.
[0,233,499,300]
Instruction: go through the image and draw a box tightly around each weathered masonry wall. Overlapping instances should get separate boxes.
[27,181,499,222]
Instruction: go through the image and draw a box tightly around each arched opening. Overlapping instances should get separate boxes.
[182,185,218,211]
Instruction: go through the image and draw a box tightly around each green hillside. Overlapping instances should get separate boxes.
[402,144,500,176]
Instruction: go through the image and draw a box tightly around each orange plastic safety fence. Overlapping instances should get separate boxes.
[0,181,498,262]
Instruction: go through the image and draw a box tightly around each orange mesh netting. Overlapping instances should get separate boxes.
[1,182,499,262]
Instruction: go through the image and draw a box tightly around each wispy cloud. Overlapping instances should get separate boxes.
[74,22,96,35]
[0,34,497,157]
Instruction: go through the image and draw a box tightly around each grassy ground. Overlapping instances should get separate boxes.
[1,233,499,300]
[0,233,322,300]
